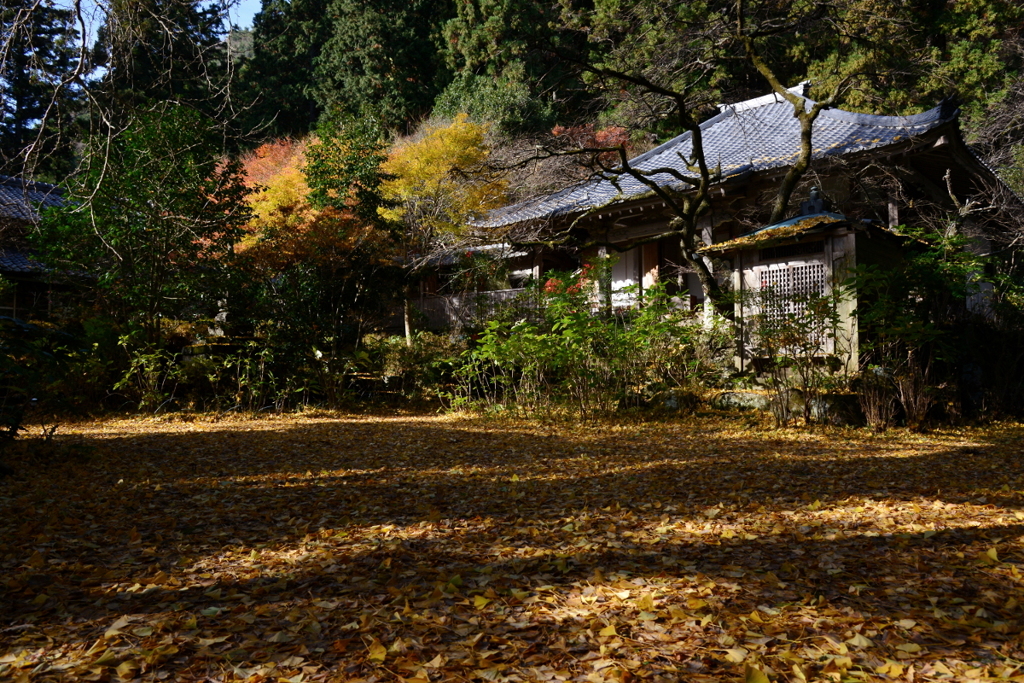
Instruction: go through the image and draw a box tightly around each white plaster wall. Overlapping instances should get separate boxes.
[611,247,640,307]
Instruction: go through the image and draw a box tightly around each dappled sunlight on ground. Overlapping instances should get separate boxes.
[2,412,1024,681]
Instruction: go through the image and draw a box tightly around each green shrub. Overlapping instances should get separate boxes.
[364,332,467,398]
[448,263,732,418]
[850,224,1024,426]
[0,316,74,455]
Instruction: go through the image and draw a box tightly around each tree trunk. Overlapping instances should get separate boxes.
[403,293,413,348]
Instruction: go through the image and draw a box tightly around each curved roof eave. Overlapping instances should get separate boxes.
[479,93,961,230]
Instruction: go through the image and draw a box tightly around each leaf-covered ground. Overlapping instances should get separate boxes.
[3,412,1024,683]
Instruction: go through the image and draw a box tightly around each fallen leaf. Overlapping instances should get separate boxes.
[745,664,770,683]
[876,660,905,677]
[26,551,45,569]
[104,616,131,639]
[367,638,387,663]
[4,414,1024,683]
[977,547,1000,565]
[115,659,139,679]
[845,633,874,648]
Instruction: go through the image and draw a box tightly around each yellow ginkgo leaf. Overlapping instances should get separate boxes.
[27,551,45,569]
[367,638,387,663]
[745,664,770,683]
[846,633,874,648]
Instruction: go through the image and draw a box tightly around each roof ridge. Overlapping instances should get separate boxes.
[0,175,64,195]
[480,90,972,229]
[819,99,959,128]
[717,82,811,114]
[628,84,812,168]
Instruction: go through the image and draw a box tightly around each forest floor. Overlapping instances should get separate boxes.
[2,411,1024,682]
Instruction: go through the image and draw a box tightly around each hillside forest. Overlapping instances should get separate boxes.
[1,0,1024,425]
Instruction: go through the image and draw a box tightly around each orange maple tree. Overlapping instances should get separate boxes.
[235,137,397,275]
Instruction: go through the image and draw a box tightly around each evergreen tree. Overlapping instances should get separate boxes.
[90,0,228,123]
[237,0,331,138]
[0,0,83,178]
[743,0,1024,119]
[436,0,588,132]
[313,0,456,131]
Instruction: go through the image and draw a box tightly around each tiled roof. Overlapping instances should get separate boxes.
[0,175,65,223]
[483,89,959,228]
[0,249,46,274]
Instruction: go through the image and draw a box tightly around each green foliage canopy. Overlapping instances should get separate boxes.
[36,105,251,346]
[436,0,585,132]
[91,0,229,123]
[239,0,332,137]
[313,0,456,131]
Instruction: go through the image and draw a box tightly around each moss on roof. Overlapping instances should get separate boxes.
[702,214,846,254]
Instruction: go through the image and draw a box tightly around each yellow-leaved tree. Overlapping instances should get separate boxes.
[381,114,507,243]
[380,114,508,342]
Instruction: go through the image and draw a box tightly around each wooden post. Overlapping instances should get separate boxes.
[598,245,612,316]
[642,242,660,301]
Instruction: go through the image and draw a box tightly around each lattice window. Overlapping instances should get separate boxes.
[759,263,827,322]
[753,260,833,353]
[760,262,826,303]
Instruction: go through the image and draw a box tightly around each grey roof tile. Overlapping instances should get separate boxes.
[0,249,46,274]
[484,92,959,228]
[0,175,65,223]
